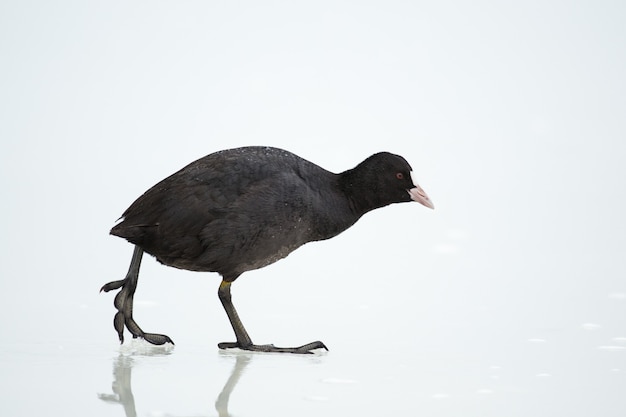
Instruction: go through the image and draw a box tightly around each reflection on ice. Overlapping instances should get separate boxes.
[97,355,137,417]
[98,344,252,417]
[215,354,252,417]
[118,339,175,356]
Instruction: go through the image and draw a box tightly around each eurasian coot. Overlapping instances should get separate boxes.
[101,146,433,353]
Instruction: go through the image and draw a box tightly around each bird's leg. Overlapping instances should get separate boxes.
[216,280,252,347]
[100,245,174,346]
[217,280,328,354]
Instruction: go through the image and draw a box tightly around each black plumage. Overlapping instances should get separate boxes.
[101,146,433,353]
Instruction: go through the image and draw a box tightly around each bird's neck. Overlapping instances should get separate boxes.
[337,169,384,217]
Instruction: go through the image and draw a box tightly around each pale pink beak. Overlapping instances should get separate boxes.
[408,184,434,209]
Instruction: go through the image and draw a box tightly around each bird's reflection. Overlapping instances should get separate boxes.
[215,354,251,417]
[98,348,252,417]
[97,355,138,417]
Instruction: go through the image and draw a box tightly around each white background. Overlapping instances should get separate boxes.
[1,1,625,416]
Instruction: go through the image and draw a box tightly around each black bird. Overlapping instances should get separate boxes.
[101,146,434,353]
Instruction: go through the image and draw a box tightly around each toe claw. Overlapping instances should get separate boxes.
[100,279,126,293]
[301,340,328,352]
[294,341,328,353]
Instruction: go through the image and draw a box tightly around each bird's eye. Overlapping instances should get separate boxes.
[396,172,404,180]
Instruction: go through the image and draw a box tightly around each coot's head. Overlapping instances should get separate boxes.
[343,152,434,212]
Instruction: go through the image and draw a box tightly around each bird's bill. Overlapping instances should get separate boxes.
[408,184,434,209]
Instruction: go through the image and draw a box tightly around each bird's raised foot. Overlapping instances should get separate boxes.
[102,278,174,346]
[218,340,328,354]
[113,310,174,345]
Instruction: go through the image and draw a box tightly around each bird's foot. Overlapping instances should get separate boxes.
[101,279,174,346]
[218,340,328,354]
